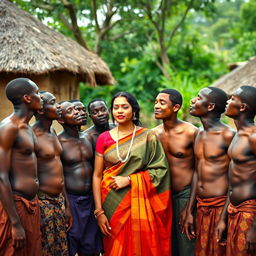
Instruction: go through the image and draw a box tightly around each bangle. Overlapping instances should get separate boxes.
[95,209,105,219]
[94,208,103,216]
[95,211,105,219]
[127,175,131,182]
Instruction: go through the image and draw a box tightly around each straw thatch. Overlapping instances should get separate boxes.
[211,57,256,94]
[0,0,115,86]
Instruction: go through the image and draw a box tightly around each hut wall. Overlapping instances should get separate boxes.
[0,72,79,132]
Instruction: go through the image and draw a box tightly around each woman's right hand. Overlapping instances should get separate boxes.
[97,214,112,237]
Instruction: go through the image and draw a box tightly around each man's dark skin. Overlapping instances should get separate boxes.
[0,78,42,249]
[183,87,235,240]
[58,101,99,256]
[153,90,198,255]
[216,86,256,254]
[83,99,113,151]
[58,101,93,196]
[32,91,71,229]
[69,100,87,132]
[154,92,198,192]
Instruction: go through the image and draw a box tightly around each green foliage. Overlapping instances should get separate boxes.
[12,0,256,127]
[160,67,208,124]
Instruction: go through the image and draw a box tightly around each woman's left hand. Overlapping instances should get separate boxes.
[109,176,130,191]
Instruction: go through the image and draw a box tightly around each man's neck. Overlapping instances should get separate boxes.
[162,115,179,130]
[235,115,255,131]
[200,115,222,131]
[13,105,34,124]
[34,118,53,133]
[62,125,80,138]
[95,123,110,133]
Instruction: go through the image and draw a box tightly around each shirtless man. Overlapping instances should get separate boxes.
[83,98,114,151]
[58,101,102,256]
[153,89,198,256]
[32,91,71,255]
[184,87,235,256]
[217,86,256,255]
[0,78,42,255]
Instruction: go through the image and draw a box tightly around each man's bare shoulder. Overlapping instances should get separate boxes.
[0,117,19,147]
[221,124,236,143]
[152,124,164,135]
[178,120,198,135]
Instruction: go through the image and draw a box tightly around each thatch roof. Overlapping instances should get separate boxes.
[0,0,115,86]
[211,57,256,94]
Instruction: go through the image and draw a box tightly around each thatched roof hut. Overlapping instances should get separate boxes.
[211,57,256,94]
[0,0,114,123]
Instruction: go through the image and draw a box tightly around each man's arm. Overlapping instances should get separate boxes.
[0,124,26,249]
[182,170,197,240]
[245,133,256,254]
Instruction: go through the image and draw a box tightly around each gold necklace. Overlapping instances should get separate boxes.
[116,125,137,162]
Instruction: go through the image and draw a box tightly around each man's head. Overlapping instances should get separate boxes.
[154,89,182,120]
[69,99,87,126]
[88,98,109,127]
[58,101,81,126]
[35,91,61,121]
[6,78,42,111]
[190,87,228,118]
[225,85,256,119]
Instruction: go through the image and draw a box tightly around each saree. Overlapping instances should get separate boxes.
[226,199,256,256]
[96,128,172,256]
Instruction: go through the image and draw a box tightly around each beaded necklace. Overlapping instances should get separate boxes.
[116,125,137,162]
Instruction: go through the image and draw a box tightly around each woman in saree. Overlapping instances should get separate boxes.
[92,92,172,256]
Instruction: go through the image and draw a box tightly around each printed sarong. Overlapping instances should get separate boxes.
[0,195,42,256]
[226,199,256,256]
[67,193,103,256]
[172,186,195,256]
[38,191,68,256]
[195,196,227,256]
[96,128,172,256]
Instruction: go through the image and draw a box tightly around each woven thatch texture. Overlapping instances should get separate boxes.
[211,57,256,94]
[0,0,115,86]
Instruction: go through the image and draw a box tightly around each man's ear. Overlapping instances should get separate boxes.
[23,94,31,104]
[208,103,215,112]
[240,103,248,112]
[173,104,181,113]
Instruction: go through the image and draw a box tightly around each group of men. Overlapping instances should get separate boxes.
[0,78,112,256]
[154,86,256,256]
[0,77,256,256]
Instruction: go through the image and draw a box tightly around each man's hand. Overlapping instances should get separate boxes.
[215,219,227,246]
[65,206,73,232]
[182,213,196,240]
[11,222,26,249]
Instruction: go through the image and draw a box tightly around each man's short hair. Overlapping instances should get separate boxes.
[207,87,228,115]
[239,85,256,113]
[6,78,36,105]
[160,89,183,107]
[87,98,107,113]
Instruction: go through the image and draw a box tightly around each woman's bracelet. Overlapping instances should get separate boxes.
[95,211,105,219]
[94,208,103,216]
[127,175,131,183]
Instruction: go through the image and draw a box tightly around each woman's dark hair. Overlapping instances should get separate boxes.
[110,91,141,126]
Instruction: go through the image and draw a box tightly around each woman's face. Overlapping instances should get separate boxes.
[112,96,133,125]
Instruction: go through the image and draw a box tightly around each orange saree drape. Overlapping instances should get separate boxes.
[100,128,172,256]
